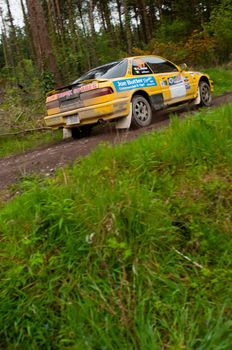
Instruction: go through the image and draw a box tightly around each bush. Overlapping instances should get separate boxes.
[209,0,232,61]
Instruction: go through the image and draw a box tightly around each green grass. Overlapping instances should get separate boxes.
[1,102,232,349]
[204,67,232,95]
[0,129,62,158]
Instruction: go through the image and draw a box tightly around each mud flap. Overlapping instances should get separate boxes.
[63,127,72,139]
[192,87,201,105]
[115,103,132,129]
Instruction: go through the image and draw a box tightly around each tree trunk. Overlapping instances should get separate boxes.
[88,0,96,36]
[55,0,65,34]
[0,7,16,74]
[133,3,143,44]
[137,0,151,43]
[0,9,10,67]
[5,0,22,60]
[20,0,35,61]
[26,0,60,84]
[87,0,99,66]
[123,0,132,55]
[116,0,124,41]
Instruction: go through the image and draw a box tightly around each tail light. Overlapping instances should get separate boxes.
[46,100,59,110]
[81,87,113,100]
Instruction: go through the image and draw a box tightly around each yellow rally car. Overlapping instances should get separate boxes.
[44,55,213,137]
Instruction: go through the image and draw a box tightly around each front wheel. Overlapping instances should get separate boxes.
[131,95,152,128]
[199,81,212,107]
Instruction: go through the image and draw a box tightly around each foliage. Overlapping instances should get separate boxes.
[156,20,191,43]
[0,59,45,136]
[1,103,232,349]
[41,71,56,93]
[146,29,217,67]
[204,66,232,95]
[209,0,232,61]
[184,30,217,66]
[149,39,187,63]
[0,84,44,133]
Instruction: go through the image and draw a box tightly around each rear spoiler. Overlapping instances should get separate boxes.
[46,83,80,97]
[46,79,109,97]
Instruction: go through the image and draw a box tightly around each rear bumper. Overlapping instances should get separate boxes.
[44,97,130,128]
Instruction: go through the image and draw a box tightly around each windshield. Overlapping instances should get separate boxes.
[73,59,128,83]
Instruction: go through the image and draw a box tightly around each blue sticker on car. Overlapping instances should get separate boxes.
[113,76,157,92]
[168,75,183,86]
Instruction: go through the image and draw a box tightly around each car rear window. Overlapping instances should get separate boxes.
[73,59,128,83]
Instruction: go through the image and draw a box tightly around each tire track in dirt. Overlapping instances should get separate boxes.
[0,92,232,190]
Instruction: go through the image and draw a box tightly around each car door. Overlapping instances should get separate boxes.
[144,56,190,104]
[180,71,198,98]
[130,57,168,110]
[129,58,165,108]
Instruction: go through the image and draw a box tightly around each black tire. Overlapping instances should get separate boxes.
[71,125,92,139]
[131,95,152,128]
[199,81,212,107]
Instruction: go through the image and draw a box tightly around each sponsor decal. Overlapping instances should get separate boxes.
[168,75,182,86]
[47,82,98,102]
[113,76,157,92]
[137,67,151,74]
[168,75,186,99]
[184,76,191,90]
[132,58,152,75]
[46,94,58,102]
[132,65,151,75]
[73,82,98,94]
[161,80,168,87]
[57,90,73,99]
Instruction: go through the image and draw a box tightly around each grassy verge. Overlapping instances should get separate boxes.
[204,66,232,95]
[1,103,232,349]
[0,129,62,158]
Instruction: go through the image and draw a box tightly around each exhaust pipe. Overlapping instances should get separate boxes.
[98,119,107,125]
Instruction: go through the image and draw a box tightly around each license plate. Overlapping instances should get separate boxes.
[66,115,80,125]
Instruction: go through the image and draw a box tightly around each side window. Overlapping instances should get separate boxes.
[132,58,152,75]
[145,57,179,74]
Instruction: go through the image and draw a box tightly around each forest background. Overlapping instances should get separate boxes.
[0,0,232,93]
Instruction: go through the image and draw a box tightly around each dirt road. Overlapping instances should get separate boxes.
[1,92,232,190]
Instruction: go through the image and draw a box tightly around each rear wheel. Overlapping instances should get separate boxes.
[71,125,92,139]
[131,95,152,128]
[199,81,212,107]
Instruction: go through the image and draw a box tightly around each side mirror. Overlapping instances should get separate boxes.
[179,63,187,72]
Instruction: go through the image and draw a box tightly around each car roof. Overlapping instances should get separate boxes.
[127,54,166,60]
[90,55,167,70]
